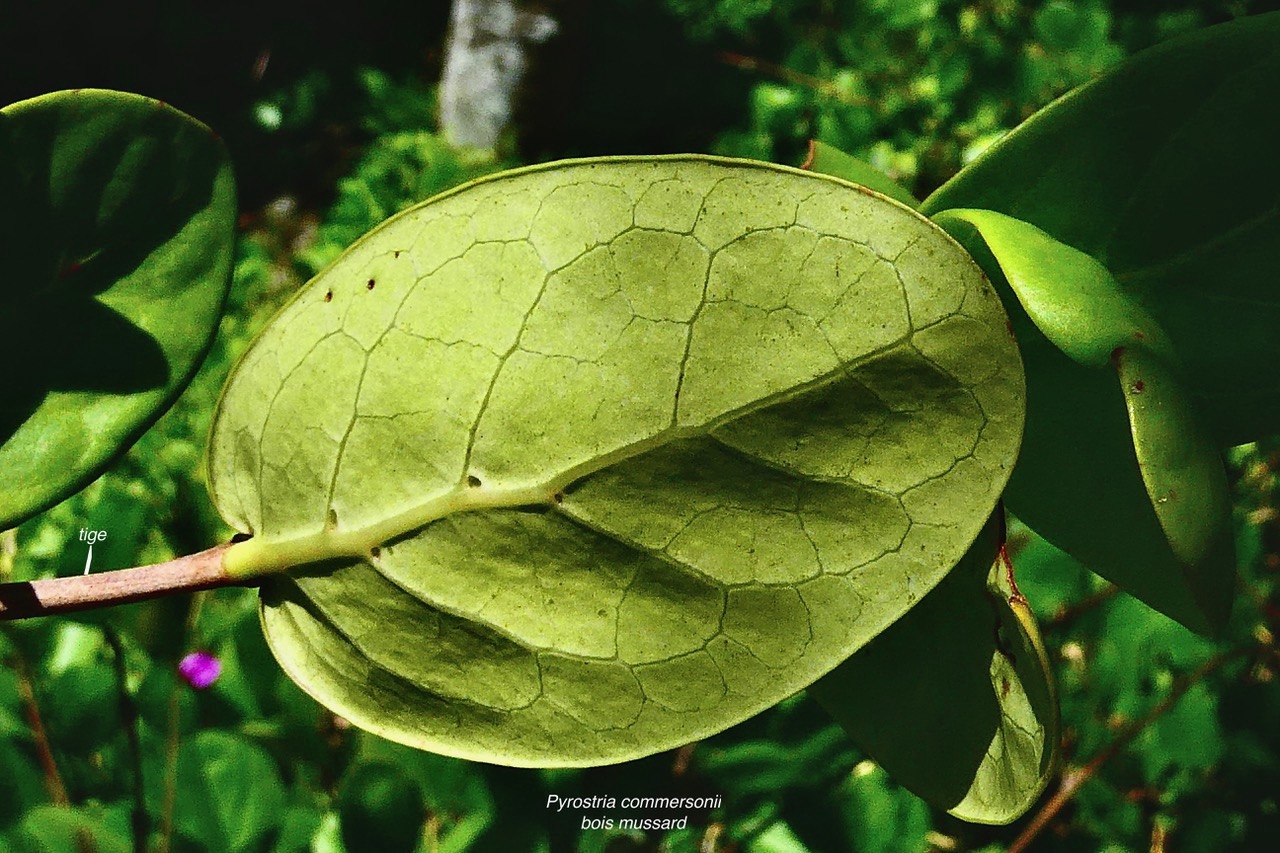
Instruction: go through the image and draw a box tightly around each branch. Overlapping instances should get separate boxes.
[158,593,206,853]
[8,643,69,805]
[1006,642,1258,853]
[157,685,182,853]
[1045,584,1121,630]
[0,543,248,621]
[105,626,148,853]
[717,51,873,107]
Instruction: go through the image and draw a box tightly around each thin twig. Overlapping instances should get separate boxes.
[0,543,246,621]
[157,592,206,853]
[156,688,182,853]
[717,51,873,107]
[1046,584,1121,630]
[1006,643,1259,853]
[104,626,147,853]
[8,642,69,805]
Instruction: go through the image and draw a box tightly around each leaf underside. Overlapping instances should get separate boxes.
[209,156,1024,766]
[0,89,236,529]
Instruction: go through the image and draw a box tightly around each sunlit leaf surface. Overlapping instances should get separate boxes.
[209,156,1023,765]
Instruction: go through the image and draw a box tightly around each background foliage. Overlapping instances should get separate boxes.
[3,1,1280,851]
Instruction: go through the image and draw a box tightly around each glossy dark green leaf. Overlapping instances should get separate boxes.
[810,514,1058,824]
[923,12,1280,446]
[934,210,1233,633]
[0,89,236,529]
[208,156,1024,766]
[1114,346,1233,610]
[802,140,920,208]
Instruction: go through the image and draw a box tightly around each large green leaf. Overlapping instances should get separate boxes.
[0,89,236,530]
[922,12,1280,446]
[934,210,1233,634]
[810,513,1058,824]
[921,15,1272,632]
[208,156,1023,766]
[932,211,1174,369]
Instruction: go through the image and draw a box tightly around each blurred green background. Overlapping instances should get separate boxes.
[3,1,1280,850]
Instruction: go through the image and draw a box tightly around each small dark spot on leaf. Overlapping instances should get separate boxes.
[553,492,565,505]
[1134,331,1146,341]
[1132,380,1145,393]
[394,250,401,259]
[327,508,338,529]
[367,279,376,290]
[230,532,253,543]
[1001,676,1012,698]
[323,290,333,303]
[370,546,381,558]
[467,474,482,488]
[1110,346,1125,365]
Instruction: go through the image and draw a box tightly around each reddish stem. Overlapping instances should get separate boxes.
[0,543,245,621]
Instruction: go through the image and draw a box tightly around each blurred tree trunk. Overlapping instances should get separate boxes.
[439,0,557,148]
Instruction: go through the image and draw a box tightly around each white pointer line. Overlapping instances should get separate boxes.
[84,544,93,575]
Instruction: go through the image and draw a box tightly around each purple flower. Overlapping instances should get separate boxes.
[178,651,222,689]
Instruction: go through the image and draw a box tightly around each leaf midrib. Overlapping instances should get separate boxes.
[221,333,916,579]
